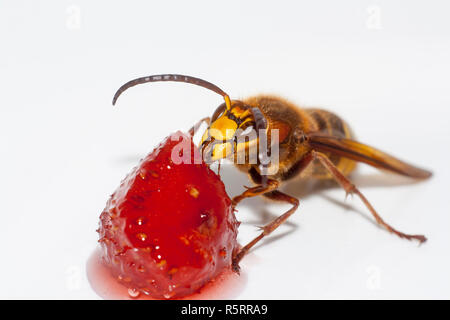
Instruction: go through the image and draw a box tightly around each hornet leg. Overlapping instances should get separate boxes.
[188,117,210,137]
[312,151,426,243]
[231,153,315,271]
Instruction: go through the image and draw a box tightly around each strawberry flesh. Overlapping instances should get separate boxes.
[98,132,239,299]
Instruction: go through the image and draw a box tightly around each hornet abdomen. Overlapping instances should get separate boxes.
[305,108,357,179]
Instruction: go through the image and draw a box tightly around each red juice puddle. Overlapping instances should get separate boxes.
[87,247,248,300]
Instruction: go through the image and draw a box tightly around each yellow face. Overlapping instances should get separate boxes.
[200,103,258,161]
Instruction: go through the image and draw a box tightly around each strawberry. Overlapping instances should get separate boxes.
[97,131,239,299]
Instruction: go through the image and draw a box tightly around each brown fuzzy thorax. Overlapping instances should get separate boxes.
[241,95,357,182]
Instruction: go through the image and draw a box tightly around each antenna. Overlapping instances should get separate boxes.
[112,74,231,110]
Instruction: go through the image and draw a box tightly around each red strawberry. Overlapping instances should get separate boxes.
[97,131,239,299]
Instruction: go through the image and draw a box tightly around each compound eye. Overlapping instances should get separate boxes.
[211,103,226,121]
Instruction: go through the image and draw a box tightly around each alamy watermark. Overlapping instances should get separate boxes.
[366,5,382,30]
[66,5,81,30]
[170,128,280,176]
[366,265,382,290]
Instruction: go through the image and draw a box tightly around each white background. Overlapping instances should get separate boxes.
[1,0,449,299]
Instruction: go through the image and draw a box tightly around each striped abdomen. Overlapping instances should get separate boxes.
[305,109,357,178]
